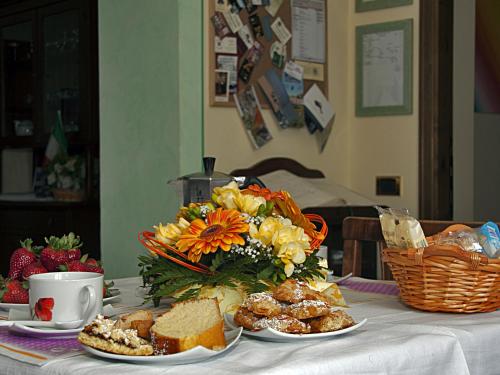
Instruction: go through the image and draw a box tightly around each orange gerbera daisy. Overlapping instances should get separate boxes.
[176,208,249,263]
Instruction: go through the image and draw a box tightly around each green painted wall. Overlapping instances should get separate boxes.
[99,0,203,278]
[179,0,204,175]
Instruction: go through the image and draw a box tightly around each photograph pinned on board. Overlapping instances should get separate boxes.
[265,0,284,16]
[270,41,286,69]
[271,17,292,44]
[211,12,231,38]
[238,41,264,83]
[216,55,238,94]
[229,0,245,13]
[252,0,270,5]
[249,14,264,38]
[304,84,334,133]
[215,36,238,54]
[282,61,304,97]
[261,14,273,41]
[257,69,299,129]
[296,60,325,81]
[290,97,306,128]
[224,11,243,33]
[215,0,230,12]
[214,70,230,102]
[245,0,258,14]
[238,24,255,50]
[234,85,273,149]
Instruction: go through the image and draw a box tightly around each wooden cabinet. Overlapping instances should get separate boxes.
[0,0,99,271]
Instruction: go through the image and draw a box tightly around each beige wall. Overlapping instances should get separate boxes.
[349,2,420,216]
[204,0,351,186]
[204,1,420,214]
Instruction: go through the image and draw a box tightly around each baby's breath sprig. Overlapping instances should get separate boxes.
[229,237,273,263]
[241,213,265,226]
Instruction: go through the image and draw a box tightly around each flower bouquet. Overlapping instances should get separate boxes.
[46,154,85,201]
[138,182,328,307]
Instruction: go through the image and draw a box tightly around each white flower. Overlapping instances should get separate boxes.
[61,176,73,189]
[54,163,63,173]
[47,173,56,186]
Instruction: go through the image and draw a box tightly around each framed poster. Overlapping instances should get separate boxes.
[355,19,413,117]
[355,0,413,13]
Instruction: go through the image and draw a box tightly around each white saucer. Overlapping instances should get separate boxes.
[81,328,242,364]
[224,313,367,342]
[7,323,82,339]
[0,302,29,311]
[103,290,121,304]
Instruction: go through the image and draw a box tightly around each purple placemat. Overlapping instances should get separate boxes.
[338,279,400,296]
[0,328,82,366]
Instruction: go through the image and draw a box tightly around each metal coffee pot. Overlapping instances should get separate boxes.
[169,157,235,206]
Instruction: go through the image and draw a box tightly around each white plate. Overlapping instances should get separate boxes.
[81,327,243,364]
[103,290,121,304]
[7,323,82,339]
[0,302,29,311]
[224,313,367,342]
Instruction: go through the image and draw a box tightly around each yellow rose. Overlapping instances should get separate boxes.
[249,217,284,246]
[272,225,310,249]
[235,194,266,216]
[177,217,190,231]
[154,218,190,245]
[213,181,241,210]
[277,242,307,277]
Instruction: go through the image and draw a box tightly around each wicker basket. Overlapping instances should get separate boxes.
[382,229,500,313]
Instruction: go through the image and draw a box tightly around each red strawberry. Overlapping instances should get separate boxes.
[62,260,88,272]
[34,297,54,321]
[84,257,99,267]
[40,246,68,271]
[22,262,48,280]
[67,248,81,262]
[103,280,114,298]
[0,278,29,304]
[73,254,104,274]
[41,233,82,271]
[85,264,104,274]
[8,239,37,280]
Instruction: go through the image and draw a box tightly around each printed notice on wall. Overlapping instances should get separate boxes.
[362,30,404,107]
[291,0,325,63]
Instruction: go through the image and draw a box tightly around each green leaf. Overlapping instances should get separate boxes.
[256,264,275,280]
[209,251,225,272]
[256,204,267,216]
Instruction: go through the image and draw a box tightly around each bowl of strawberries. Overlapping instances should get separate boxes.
[0,233,106,307]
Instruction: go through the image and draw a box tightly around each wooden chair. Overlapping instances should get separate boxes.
[342,216,497,279]
[230,157,325,179]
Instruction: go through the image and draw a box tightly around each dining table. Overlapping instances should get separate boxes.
[0,276,498,375]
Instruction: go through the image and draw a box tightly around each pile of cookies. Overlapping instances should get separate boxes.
[234,279,355,334]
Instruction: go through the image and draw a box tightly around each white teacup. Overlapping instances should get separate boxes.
[28,272,103,324]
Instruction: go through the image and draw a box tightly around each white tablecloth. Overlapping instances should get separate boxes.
[1,277,499,375]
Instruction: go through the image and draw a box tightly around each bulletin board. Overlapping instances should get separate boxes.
[208,0,329,108]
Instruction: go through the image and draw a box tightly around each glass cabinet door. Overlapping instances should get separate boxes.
[42,9,80,136]
[0,18,34,139]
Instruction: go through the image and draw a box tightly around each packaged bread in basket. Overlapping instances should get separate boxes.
[379,208,500,313]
